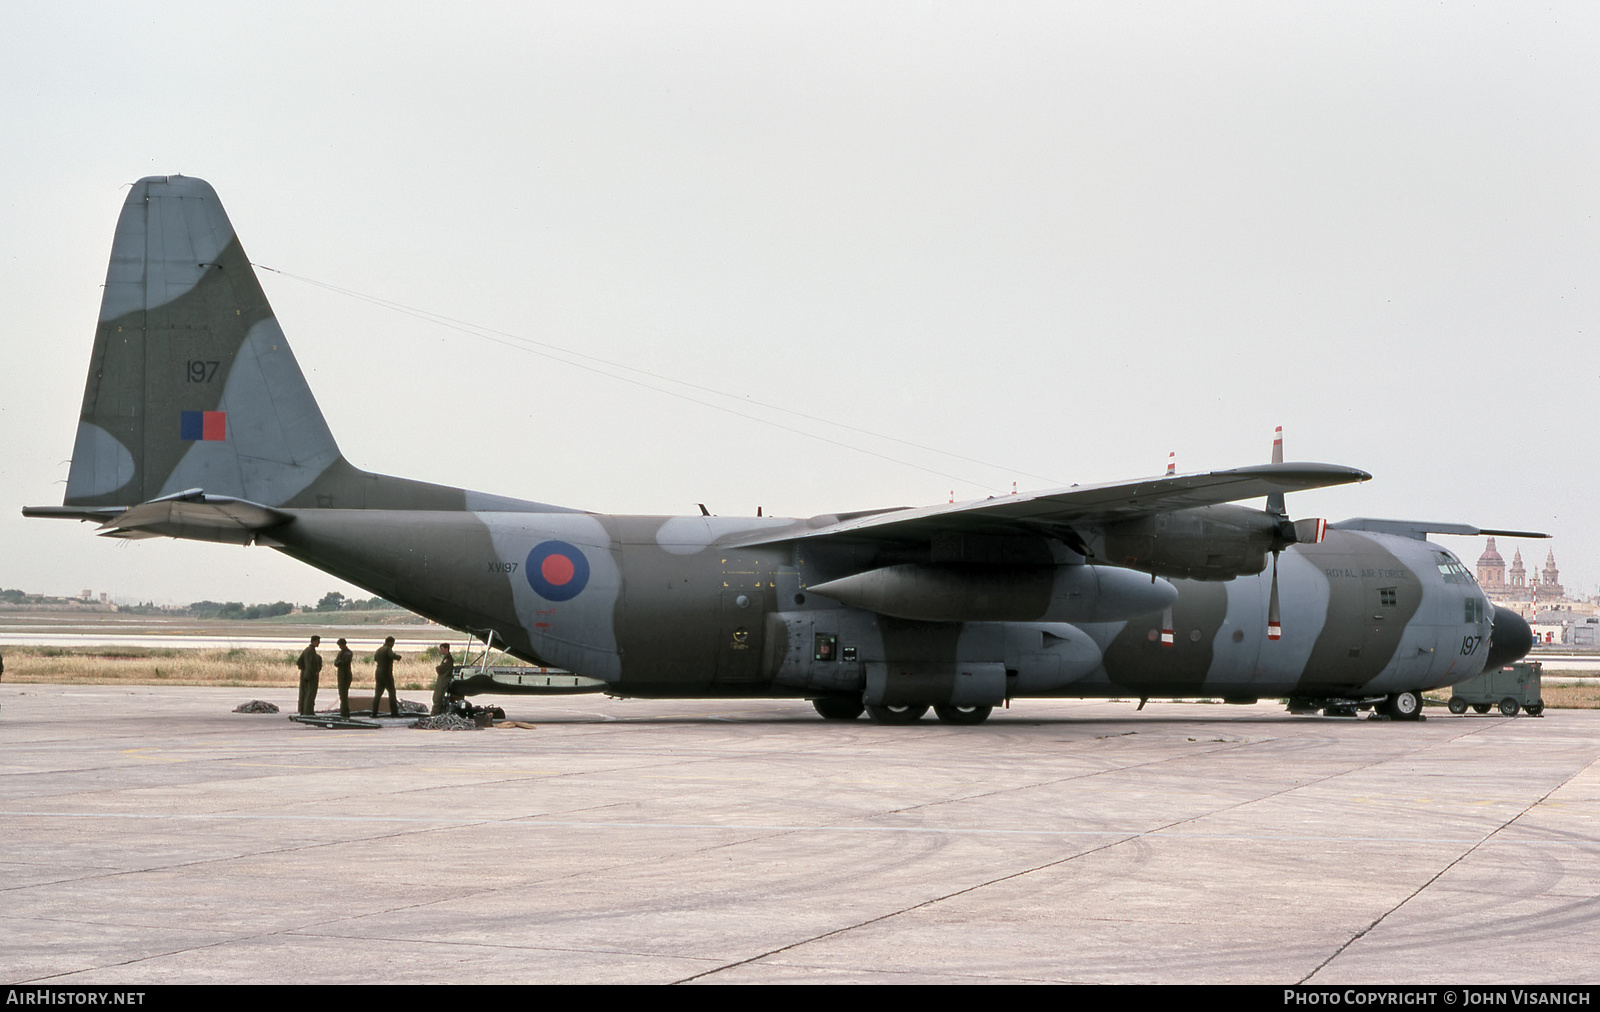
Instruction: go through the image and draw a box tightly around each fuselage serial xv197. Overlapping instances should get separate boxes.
[27,176,1543,724]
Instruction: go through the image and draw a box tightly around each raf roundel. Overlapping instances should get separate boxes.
[525,541,591,602]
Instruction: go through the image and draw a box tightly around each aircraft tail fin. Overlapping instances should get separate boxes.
[54,176,535,515]
[64,175,344,509]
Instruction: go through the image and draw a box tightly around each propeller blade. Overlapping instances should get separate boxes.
[1267,551,1283,640]
[1293,517,1327,545]
[1266,425,1287,518]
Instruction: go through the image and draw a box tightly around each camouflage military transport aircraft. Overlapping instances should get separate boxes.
[26,176,1544,723]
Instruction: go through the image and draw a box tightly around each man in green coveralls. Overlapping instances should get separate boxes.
[431,643,455,715]
[296,636,322,716]
[333,637,354,718]
[372,636,401,718]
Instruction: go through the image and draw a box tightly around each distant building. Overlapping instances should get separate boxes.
[1477,539,1506,589]
[1530,610,1600,647]
[1476,538,1589,625]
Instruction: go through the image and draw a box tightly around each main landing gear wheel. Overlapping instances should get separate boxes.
[866,703,929,725]
[812,697,865,721]
[1448,697,1468,715]
[1383,690,1424,720]
[933,704,993,725]
[1499,697,1520,717]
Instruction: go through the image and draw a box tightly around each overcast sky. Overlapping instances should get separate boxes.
[2,2,1595,606]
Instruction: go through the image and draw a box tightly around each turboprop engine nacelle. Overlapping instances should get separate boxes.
[806,563,1178,623]
[1097,504,1283,581]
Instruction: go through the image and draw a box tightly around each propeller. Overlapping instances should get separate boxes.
[1264,426,1327,642]
[1267,427,1286,641]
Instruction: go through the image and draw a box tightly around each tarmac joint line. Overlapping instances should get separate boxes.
[1297,748,1600,984]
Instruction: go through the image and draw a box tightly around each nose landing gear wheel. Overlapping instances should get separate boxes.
[932,704,993,725]
[866,703,929,725]
[1383,690,1424,720]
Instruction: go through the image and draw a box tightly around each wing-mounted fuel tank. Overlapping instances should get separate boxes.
[804,562,1177,622]
[1095,504,1284,581]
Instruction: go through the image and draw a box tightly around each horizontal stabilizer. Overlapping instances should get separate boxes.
[22,505,127,523]
[84,490,293,545]
[1330,518,1551,541]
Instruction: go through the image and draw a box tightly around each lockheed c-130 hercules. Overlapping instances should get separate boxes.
[26,176,1544,724]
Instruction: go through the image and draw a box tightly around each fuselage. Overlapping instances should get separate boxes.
[271,508,1499,704]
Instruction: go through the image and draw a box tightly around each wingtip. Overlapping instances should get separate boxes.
[1247,461,1372,486]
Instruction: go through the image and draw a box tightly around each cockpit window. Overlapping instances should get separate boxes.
[1464,598,1484,624]
[1436,553,1474,585]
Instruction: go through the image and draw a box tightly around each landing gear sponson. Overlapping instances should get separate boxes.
[812,698,995,725]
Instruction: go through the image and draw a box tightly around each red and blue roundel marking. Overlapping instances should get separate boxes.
[526,541,590,601]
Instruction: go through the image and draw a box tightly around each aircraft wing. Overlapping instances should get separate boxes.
[1330,518,1551,540]
[736,462,1370,546]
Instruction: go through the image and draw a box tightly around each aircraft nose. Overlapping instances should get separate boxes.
[1484,606,1534,670]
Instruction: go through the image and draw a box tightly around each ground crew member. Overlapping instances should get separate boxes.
[372,636,401,718]
[296,636,322,716]
[334,638,354,718]
[431,643,455,715]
